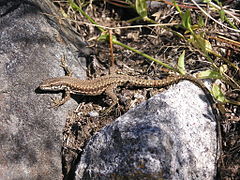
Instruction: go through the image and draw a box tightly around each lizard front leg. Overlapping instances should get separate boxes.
[60,56,73,76]
[51,90,71,107]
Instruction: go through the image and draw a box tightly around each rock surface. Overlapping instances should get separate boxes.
[0,1,87,179]
[0,1,219,180]
[75,81,218,179]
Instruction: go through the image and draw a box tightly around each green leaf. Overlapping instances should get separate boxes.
[172,0,182,14]
[220,9,225,22]
[211,84,227,103]
[178,50,186,75]
[219,64,228,74]
[203,0,211,3]
[98,32,118,43]
[68,0,79,10]
[135,0,148,18]
[204,38,213,52]
[189,34,213,53]
[182,10,192,32]
[198,16,205,27]
[196,69,223,79]
[98,32,109,41]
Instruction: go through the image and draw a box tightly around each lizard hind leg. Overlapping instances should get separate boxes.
[102,85,119,114]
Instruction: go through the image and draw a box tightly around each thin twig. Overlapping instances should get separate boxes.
[190,0,240,33]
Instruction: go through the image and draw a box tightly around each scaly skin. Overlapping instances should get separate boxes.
[39,74,214,111]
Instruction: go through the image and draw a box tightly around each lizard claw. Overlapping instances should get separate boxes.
[100,103,118,116]
[100,108,112,116]
[50,97,63,107]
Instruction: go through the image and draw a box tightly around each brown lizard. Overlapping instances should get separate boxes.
[39,74,215,112]
[39,73,222,165]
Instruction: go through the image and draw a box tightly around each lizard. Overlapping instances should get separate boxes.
[39,74,216,113]
[38,72,222,168]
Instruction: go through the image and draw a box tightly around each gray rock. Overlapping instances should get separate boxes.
[0,1,87,179]
[75,81,218,180]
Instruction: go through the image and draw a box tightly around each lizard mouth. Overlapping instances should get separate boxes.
[39,86,52,91]
[39,84,66,91]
